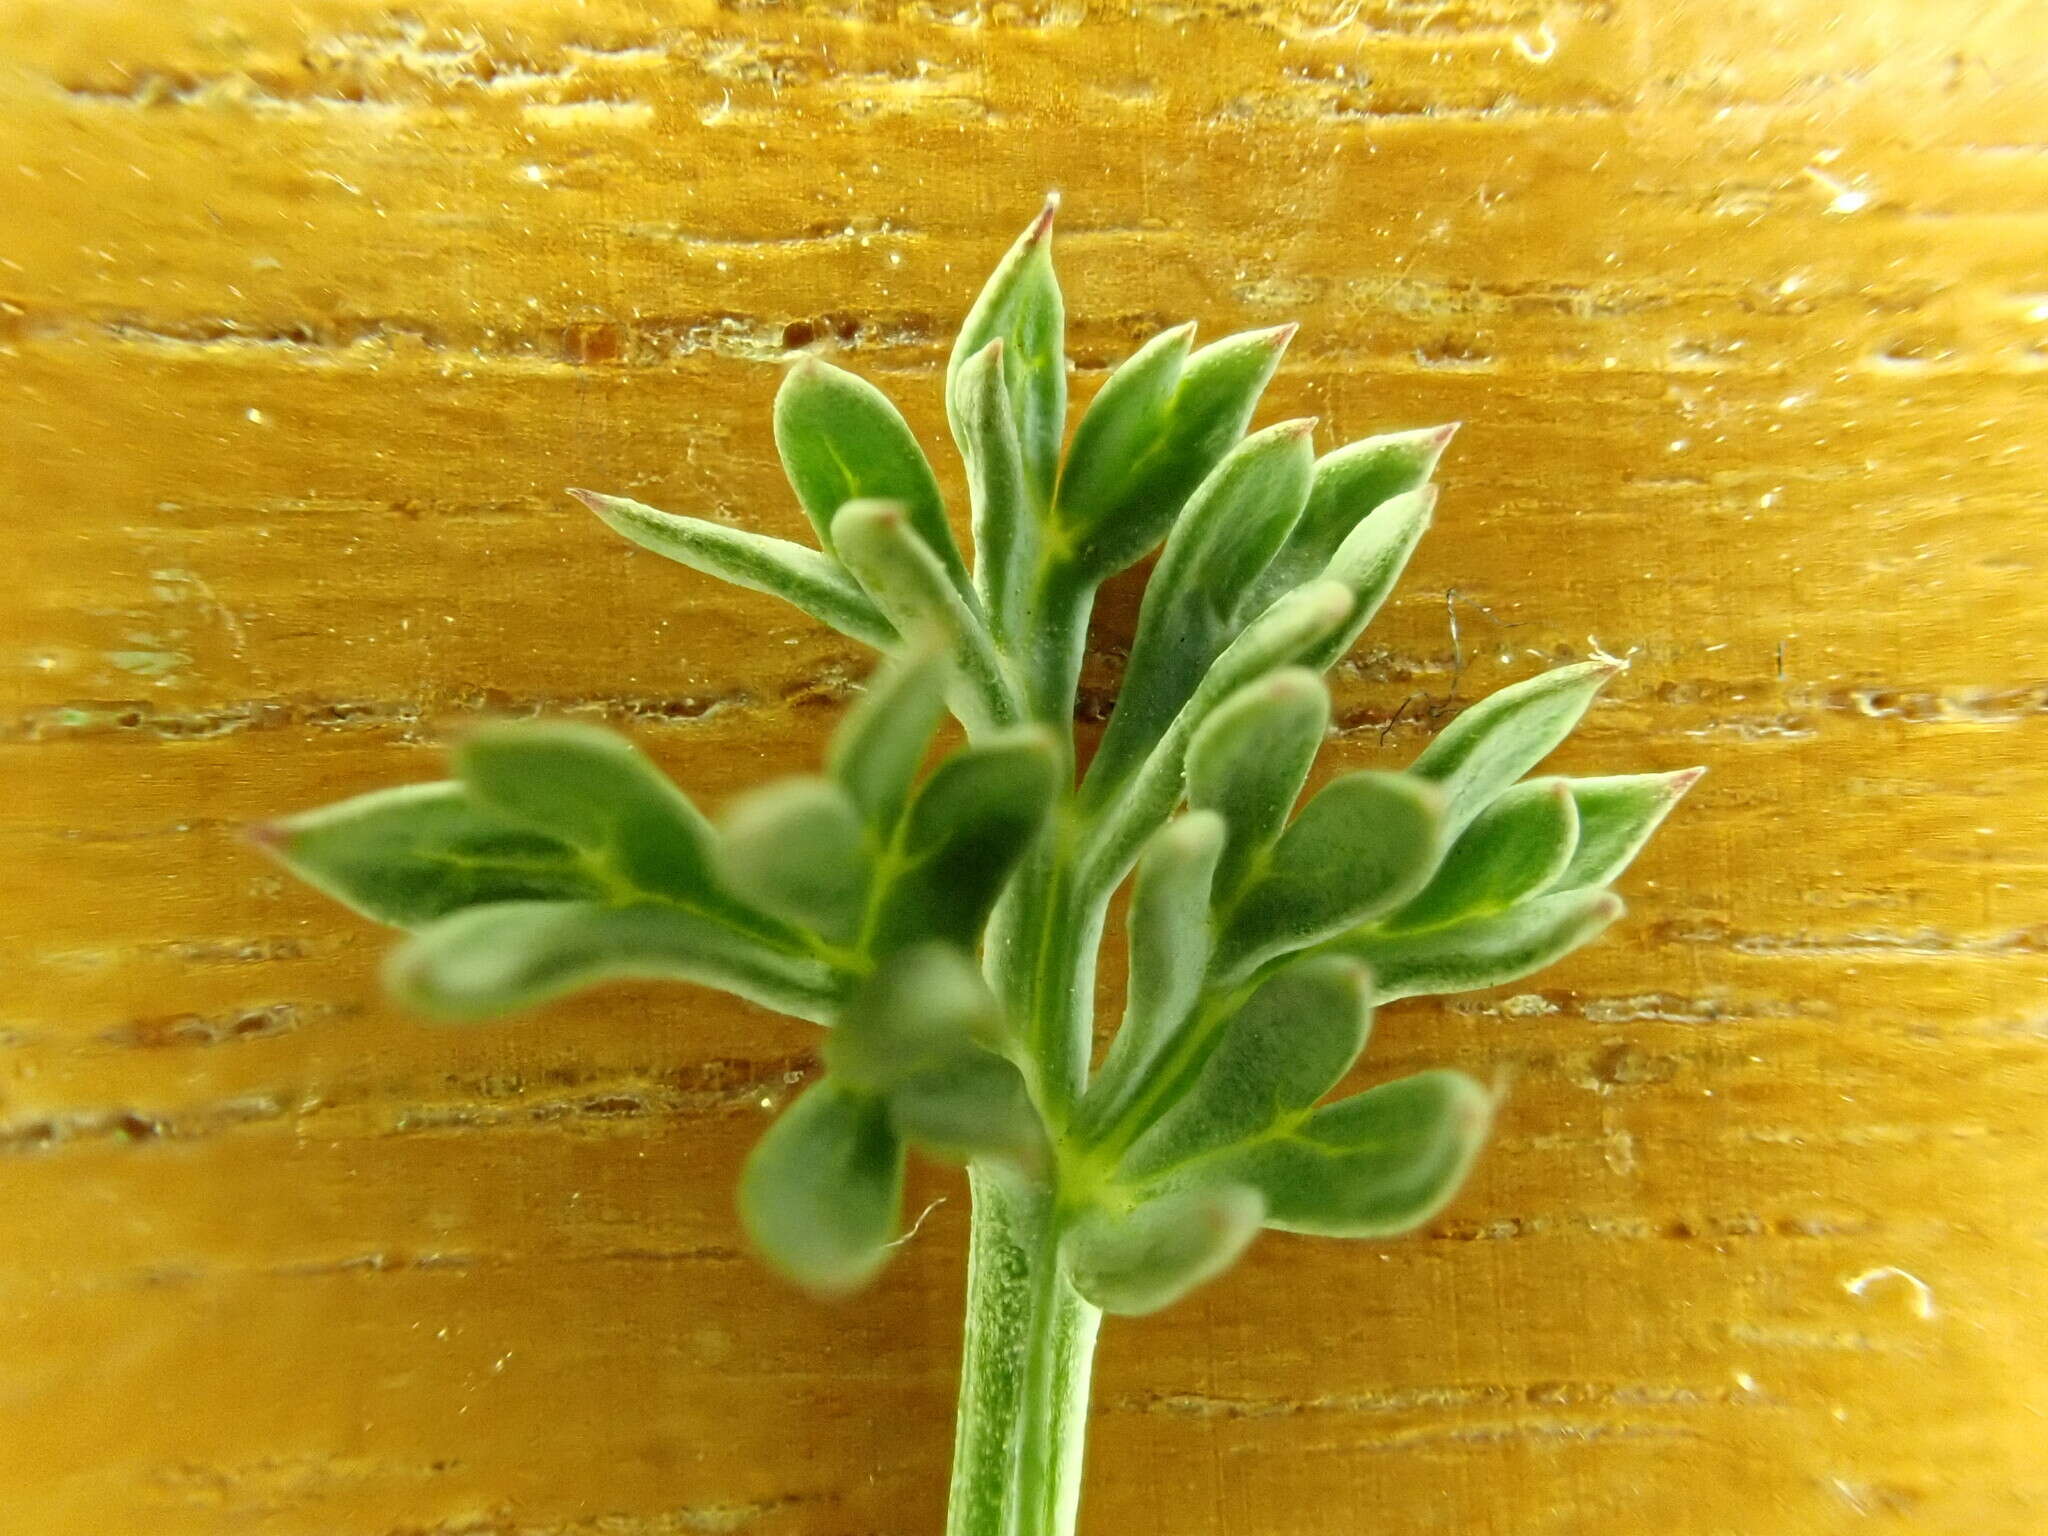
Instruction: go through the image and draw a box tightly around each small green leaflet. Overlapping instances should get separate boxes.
[1212,771,1444,974]
[387,900,845,1023]
[948,197,1066,513]
[826,649,951,832]
[1198,1069,1494,1238]
[1381,777,1579,934]
[739,1078,905,1295]
[774,355,968,597]
[1062,1184,1264,1316]
[719,777,873,946]
[1330,887,1624,1002]
[1121,955,1374,1181]
[255,781,602,929]
[1408,660,1620,838]
[1071,811,1226,1144]
[826,945,1042,1166]
[1185,667,1329,905]
[1554,769,1703,891]
[864,727,1061,956]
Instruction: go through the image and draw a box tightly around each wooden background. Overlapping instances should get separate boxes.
[3,2,2045,1532]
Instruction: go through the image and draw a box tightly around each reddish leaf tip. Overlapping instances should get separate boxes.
[1027,192,1060,242]
[244,820,289,851]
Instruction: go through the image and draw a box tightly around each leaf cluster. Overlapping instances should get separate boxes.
[261,197,1699,1312]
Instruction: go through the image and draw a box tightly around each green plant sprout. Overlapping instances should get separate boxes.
[259,196,1700,1536]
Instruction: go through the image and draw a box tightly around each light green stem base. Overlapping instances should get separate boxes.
[947,1165,1103,1536]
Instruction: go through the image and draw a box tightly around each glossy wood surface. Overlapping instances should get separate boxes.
[2,2,2044,1531]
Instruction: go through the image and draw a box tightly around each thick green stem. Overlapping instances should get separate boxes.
[947,1166,1103,1536]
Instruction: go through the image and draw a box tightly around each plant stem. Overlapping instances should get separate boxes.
[947,1165,1103,1536]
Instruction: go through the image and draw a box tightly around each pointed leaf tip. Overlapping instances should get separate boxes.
[1028,193,1059,240]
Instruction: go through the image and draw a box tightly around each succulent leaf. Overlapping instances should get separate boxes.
[1212,771,1444,974]
[718,777,873,946]
[740,1077,905,1294]
[1381,777,1579,934]
[827,650,952,832]
[1251,424,1455,609]
[1408,660,1621,838]
[827,945,1042,1165]
[1059,325,1295,580]
[948,197,1065,512]
[1294,485,1437,674]
[1203,1068,1493,1238]
[1121,955,1374,1181]
[1328,887,1624,1002]
[1185,668,1330,904]
[832,499,1020,738]
[256,782,604,928]
[774,356,967,594]
[1081,420,1319,800]
[865,727,1062,956]
[1552,769,1704,892]
[1062,1184,1264,1316]
[952,339,1037,650]
[569,489,894,648]
[454,722,747,916]
[1085,578,1355,892]
[386,900,844,1023]
[1072,811,1226,1142]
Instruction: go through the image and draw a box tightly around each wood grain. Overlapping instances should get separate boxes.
[3,2,2045,1532]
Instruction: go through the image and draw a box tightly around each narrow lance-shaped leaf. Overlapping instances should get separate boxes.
[1192,1069,1493,1239]
[952,339,1036,650]
[948,195,1065,511]
[826,945,1043,1167]
[1408,660,1621,838]
[1212,771,1444,975]
[1250,424,1456,611]
[1551,768,1704,892]
[1059,324,1297,581]
[1185,668,1329,904]
[774,356,969,596]
[253,782,603,929]
[739,1078,905,1295]
[1080,420,1319,802]
[386,901,847,1024]
[1121,956,1375,1179]
[1072,811,1226,1143]
[833,499,1021,738]
[1327,887,1624,1002]
[865,726,1061,956]
[570,489,895,649]
[718,777,873,946]
[1062,1185,1264,1317]
[827,650,951,832]
[1381,777,1579,934]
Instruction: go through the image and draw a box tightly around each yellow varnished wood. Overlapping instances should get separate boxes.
[2,2,2044,1531]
